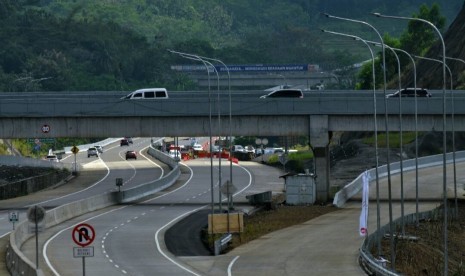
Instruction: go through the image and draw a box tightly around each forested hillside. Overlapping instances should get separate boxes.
[0,0,463,92]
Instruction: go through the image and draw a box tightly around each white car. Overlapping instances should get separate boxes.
[94,145,103,153]
[232,145,245,152]
[46,155,59,162]
[193,144,203,151]
[121,88,169,100]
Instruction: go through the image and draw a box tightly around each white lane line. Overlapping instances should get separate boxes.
[154,162,253,276]
[27,158,111,207]
[228,256,240,276]
[138,145,164,178]
[44,157,251,276]
[43,154,194,276]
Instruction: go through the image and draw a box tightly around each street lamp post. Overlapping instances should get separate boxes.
[373,12,449,275]
[444,55,465,217]
[168,49,217,223]
[321,29,382,256]
[322,13,395,268]
[368,41,409,234]
[390,47,420,226]
[10,76,32,92]
[413,54,457,217]
[320,72,339,88]
[192,55,234,211]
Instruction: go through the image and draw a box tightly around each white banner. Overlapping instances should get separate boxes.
[359,170,370,237]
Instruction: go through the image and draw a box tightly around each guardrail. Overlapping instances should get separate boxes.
[333,151,465,207]
[214,233,232,256]
[116,147,180,203]
[359,208,445,275]
[6,146,180,276]
[333,151,465,275]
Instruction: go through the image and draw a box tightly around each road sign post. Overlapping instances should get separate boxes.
[72,223,95,276]
[27,205,45,269]
[116,178,123,192]
[71,146,79,175]
[9,210,19,230]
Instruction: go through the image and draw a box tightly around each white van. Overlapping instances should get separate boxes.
[121,88,169,100]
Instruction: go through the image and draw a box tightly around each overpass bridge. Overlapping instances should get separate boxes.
[1,89,464,202]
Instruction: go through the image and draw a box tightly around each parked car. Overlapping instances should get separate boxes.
[120,139,129,146]
[260,89,304,98]
[193,144,203,151]
[386,88,432,98]
[121,88,169,100]
[87,147,99,158]
[125,137,133,144]
[212,145,220,153]
[232,145,245,152]
[94,145,103,153]
[245,145,255,153]
[125,150,137,160]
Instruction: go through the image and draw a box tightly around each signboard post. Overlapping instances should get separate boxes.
[71,146,79,175]
[27,205,45,269]
[115,178,123,192]
[72,223,95,276]
[8,210,19,230]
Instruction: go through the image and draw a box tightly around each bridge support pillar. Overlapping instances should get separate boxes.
[309,115,331,203]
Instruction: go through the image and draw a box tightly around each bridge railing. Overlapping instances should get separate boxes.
[333,150,465,207]
[333,151,465,275]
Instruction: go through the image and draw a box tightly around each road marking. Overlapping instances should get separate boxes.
[154,163,252,276]
[43,155,252,276]
[228,256,240,276]
[43,150,194,275]
[27,158,111,207]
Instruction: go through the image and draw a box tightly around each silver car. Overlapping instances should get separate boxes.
[94,145,103,153]
[87,147,99,158]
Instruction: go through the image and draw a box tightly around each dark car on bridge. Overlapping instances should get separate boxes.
[386,88,431,98]
[260,89,304,98]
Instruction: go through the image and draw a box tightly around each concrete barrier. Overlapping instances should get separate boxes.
[246,191,272,205]
[6,192,118,276]
[115,147,181,203]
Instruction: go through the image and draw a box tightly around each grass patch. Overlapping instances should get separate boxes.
[230,205,336,248]
[363,132,420,148]
[268,150,313,173]
[203,194,337,254]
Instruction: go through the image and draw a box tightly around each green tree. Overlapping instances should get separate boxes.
[356,3,446,89]
[399,3,446,55]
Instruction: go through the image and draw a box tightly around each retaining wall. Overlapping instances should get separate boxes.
[0,169,71,200]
